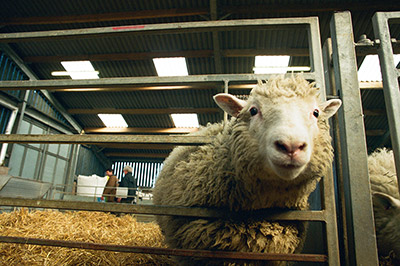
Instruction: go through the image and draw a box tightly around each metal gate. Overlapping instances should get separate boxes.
[1,11,396,265]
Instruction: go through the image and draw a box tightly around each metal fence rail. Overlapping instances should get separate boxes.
[0,16,339,264]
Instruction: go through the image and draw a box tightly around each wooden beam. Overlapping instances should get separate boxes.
[68,108,220,115]
[223,2,400,14]
[366,129,386,136]
[359,81,383,89]
[22,49,309,63]
[0,134,212,145]
[363,109,386,116]
[0,8,209,26]
[97,143,175,150]
[83,127,199,134]
[104,152,169,158]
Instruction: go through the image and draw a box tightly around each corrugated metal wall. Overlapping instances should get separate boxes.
[74,145,107,177]
[0,107,12,134]
[113,161,163,188]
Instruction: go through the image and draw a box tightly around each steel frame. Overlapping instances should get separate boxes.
[372,12,400,193]
[330,11,379,265]
[0,16,340,264]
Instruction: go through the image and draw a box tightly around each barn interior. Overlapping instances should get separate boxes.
[0,1,399,265]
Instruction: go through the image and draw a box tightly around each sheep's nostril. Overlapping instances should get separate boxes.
[274,141,288,153]
[299,143,307,151]
[274,140,307,157]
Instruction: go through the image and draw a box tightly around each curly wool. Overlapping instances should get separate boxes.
[368,148,399,199]
[368,148,400,261]
[153,76,335,265]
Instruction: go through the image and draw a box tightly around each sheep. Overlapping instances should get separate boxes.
[153,75,342,265]
[368,148,400,262]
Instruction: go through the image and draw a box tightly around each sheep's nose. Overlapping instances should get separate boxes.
[274,140,307,157]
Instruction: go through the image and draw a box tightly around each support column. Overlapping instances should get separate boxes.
[330,11,378,266]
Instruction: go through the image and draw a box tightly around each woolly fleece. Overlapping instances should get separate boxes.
[368,148,400,260]
[153,76,337,265]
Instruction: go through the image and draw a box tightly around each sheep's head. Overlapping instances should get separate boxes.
[214,76,341,181]
[373,192,400,257]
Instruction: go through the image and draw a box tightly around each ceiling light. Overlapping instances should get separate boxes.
[153,57,189,77]
[171,113,199,128]
[358,54,400,82]
[55,61,99,79]
[98,114,128,128]
[254,55,290,74]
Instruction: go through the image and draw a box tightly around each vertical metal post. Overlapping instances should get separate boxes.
[308,17,326,98]
[323,38,350,266]
[330,11,378,265]
[372,11,400,193]
[224,79,229,123]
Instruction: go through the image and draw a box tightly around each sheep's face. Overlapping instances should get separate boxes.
[249,96,321,180]
[214,77,341,181]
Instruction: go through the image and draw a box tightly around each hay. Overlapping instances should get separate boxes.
[0,208,173,265]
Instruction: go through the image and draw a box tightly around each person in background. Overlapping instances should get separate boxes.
[120,165,137,204]
[102,168,119,202]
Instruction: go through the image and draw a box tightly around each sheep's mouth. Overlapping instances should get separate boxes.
[275,163,302,170]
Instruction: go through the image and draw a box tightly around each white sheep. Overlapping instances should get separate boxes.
[368,148,400,262]
[153,75,342,265]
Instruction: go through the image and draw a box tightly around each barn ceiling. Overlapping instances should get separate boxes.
[0,0,399,161]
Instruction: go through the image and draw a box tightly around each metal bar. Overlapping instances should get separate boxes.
[0,17,315,42]
[308,17,326,96]
[0,197,327,221]
[372,12,400,194]
[0,134,213,145]
[323,37,350,266]
[330,11,378,266]
[0,236,327,262]
[0,73,316,90]
[321,170,341,265]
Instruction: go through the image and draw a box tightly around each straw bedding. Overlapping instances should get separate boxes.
[0,208,173,265]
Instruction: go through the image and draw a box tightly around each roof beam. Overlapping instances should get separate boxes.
[222,2,400,14]
[97,143,175,150]
[104,152,169,158]
[22,48,309,63]
[0,17,317,43]
[1,2,397,28]
[68,107,219,115]
[0,73,316,91]
[0,8,209,26]
[83,127,199,134]
[0,134,212,145]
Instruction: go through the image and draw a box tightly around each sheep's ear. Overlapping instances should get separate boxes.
[320,99,342,118]
[373,192,400,210]
[213,93,247,117]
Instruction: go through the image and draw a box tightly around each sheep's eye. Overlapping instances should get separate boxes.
[250,107,258,116]
[313,109,319,118]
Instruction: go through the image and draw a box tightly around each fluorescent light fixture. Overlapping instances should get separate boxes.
[153,57,189,77]
[55,61,99,79]
[171,113,199,128]
[51,71,99,76]
[254,55,290,74]
[358,54,400,82]
[98,114,128,128]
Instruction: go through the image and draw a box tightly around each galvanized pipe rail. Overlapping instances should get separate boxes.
[0,134,212,146]
[0,197,326,221]
[0,236,327,263]
[0,197,329,263]
[0,14,338,264]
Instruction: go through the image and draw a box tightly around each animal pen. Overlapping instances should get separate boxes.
[0,10,399,265]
